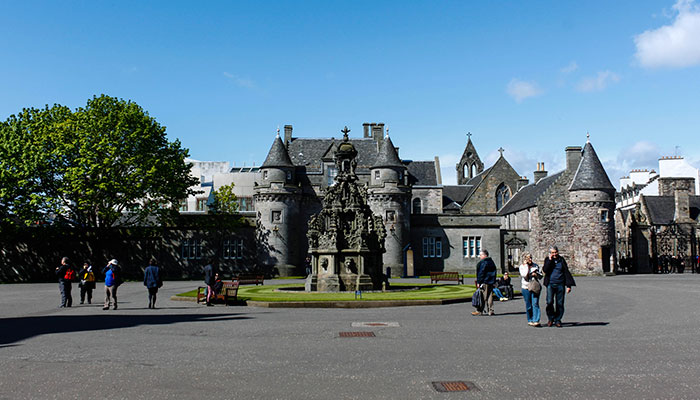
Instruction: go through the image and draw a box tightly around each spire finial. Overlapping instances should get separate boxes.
[498,147,505,157]
[385,124,389,139]
[586,131,590,143]
[467,131,472,140]
[276,126,280,138]
[341,126,350,141]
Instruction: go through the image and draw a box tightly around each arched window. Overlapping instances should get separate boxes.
[412,198,422,214]
[496,183,511,211]
[470,163,477,178]
[462,165,467,179]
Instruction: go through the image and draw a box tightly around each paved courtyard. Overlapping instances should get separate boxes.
[1,275,699,399]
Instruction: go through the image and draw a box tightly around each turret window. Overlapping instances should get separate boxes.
[374,170,380,180]
[412,198,422,214]
[286,171,292,182]
[600,209,609,222]
[271,210,282,223]
[263,170,268,180]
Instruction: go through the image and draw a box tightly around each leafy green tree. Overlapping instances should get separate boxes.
[211,183,239,214]
[0,95,199,228]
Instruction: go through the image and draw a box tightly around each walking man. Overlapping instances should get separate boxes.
[472,249,497,316]
[55,257,74,308]
[542,246,576,327]
[203,259,216,306]
[103,259,120,310]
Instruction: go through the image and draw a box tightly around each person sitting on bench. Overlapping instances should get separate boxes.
[494,272,514,300]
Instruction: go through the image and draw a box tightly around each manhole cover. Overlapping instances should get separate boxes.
[339,331,376,337]
[352,322,400,327]
[431,381,479,392]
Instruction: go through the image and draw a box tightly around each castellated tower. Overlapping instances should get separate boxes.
[367,133,410,277]
[254,132,301,277]
[568,140,616,274]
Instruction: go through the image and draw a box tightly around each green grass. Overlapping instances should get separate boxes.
[176,283,476,302]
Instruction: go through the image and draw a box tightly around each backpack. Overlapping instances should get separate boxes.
[85,271,96,282]
[64,268,75,281]
[472,287,484,311]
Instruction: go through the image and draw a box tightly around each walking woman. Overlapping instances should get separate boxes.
[144,257,163,309]
[519,252,542,327]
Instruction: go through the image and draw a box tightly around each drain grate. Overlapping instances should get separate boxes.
[431,381,479,392]
[339,331,376,337]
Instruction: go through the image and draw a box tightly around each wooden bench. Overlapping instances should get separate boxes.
[234,274,265,286]
[430,271,464,284]
[197,281,240,305]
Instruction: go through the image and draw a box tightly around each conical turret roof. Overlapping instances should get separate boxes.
[372,136,403,168]
[261,135,294,168]
[569,141,615,191]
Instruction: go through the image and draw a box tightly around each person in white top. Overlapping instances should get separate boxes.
[518,252,542,327]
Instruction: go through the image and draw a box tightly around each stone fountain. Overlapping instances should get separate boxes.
[306,127,386,292]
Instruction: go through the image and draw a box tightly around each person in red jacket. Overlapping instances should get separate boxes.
[55,257,74,308]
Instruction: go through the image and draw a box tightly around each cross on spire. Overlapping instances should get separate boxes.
[586,132,590,143]
[341,126,350,140]
[498,147,505,157]
[276,126,280,138]
[467,131,472,140]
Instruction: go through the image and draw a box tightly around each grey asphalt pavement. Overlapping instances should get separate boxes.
[1,275,700,399]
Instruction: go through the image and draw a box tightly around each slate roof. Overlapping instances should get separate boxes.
[570,142,615,192]
[498,171,565,215]
[286,138,380,173]
[405,161,437,186]
[373,136,404,168]
[442,185,474,206]
[261,136,294,168]
[644,196,700,225]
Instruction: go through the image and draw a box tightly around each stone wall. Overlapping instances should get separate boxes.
[411,187,442,214]
[461,158,521,214]
[410,214,502,275]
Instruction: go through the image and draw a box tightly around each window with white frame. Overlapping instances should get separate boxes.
[181,239,203,260]
[422,237,442,258]
[463,236,482,258]
[223,238,243,260]
[179,199,188,212]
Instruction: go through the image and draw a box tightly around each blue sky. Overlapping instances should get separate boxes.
[2,0,699,186]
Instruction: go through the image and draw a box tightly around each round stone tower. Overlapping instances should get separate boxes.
[568,139,616,274]
[367,132,410,277]
[254,130,301,277]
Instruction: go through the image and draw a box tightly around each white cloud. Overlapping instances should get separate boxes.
[576,70,620,92]
[560,61,578,74]
[634,0,700,68]
[223,72,256,89]
[506,79,543,103]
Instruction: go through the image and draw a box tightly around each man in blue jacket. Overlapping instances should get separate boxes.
[542,246,576,327]
[472,249,497,316]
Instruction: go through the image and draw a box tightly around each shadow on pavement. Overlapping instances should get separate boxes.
[0,313,252,346]
[561,321,609,327]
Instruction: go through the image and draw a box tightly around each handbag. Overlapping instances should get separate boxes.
[528,277,541,295]
[527,269,542,294]
[472,287,484,311]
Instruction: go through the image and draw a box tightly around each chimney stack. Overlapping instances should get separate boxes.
[363,123,371,138]
[371,122,385,148]
[565,146,583,172]
[534,162,548,183]
[517,176,529,191]
[284,125,293,147]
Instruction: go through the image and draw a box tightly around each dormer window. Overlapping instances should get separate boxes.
[374,170,380,180]
[263,170,268,180]
[286,171,292,182]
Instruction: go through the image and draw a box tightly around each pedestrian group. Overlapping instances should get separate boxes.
[473,245,576,327]
[55,256,163,310]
